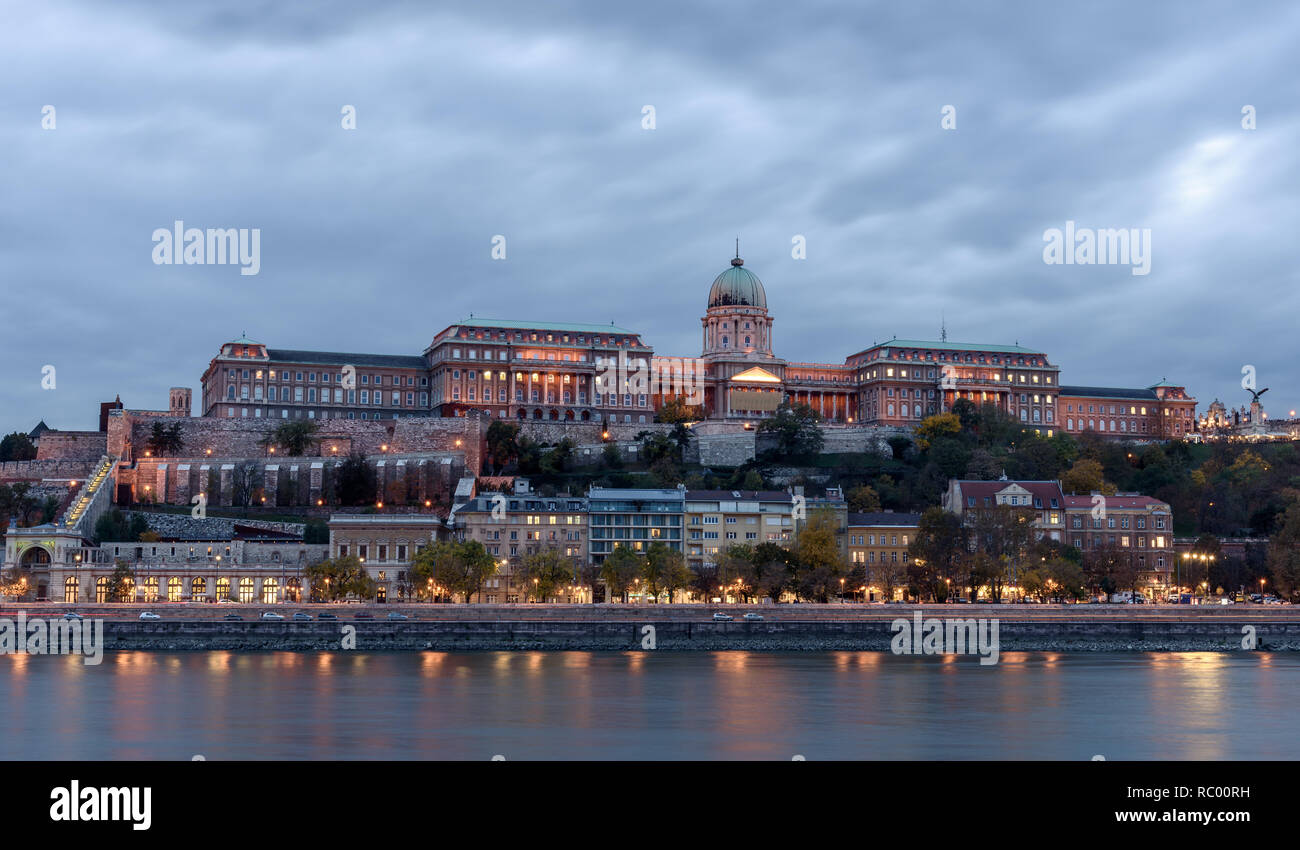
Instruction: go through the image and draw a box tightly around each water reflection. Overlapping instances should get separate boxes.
[0,651,1293,760]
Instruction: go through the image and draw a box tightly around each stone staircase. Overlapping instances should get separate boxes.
[61,455,116,532]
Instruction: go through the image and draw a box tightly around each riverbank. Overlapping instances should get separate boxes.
[73,617,1300,652]
[6,603,1298,652]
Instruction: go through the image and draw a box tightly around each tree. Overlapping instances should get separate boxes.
[303,518,329,544]
[485,421,522,474]
[335,454,377,506]
[600,546,643,603]
[106,560,136,603]
[305,555,375,602]
[791,509,845,602]
[409,540,497,603]
[262,420,321,456]
[846,484,881,514]
[0,432,37,462]
[1267,501,1300,601]
[967,504,1037,600]
[964,448,1002,480]
[759,402,823,459]
[1061,458,1116,496]
[650,456,683,487]
[0,566,30,600]
[908,507,967,599]
[517,548,574,602]
[655,396,705,425]
[144,422,186,457]
[0,483,39,530]
[230,462,263,507]
[93,510,149,544]
[639,431,680,465]
[642,542,692,603]
[914,413,962,451]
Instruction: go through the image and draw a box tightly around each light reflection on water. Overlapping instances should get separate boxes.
[0,651,1294,761]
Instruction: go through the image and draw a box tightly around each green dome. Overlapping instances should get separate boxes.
[708,257,766,309]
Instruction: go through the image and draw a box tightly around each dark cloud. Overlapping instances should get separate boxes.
[2,0,1297,434]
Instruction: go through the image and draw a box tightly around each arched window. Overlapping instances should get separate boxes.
[191,577,207,599]
[168,576,183,602]
[262,578,280,604]
[238,577,255,603]
[143,577,159,602]
[64,576,79,604]
[95,576,110,604]
[216,577,231,601]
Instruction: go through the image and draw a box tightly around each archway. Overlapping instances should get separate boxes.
[20,546,51,567]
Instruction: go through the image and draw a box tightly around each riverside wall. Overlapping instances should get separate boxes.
[11,604,1299,651]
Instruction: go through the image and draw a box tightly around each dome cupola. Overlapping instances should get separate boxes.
[708,255,766,310]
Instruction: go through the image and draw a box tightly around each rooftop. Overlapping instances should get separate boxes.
[265,348,427,369]
[1060,385,1160,400]
[446,317,640,336]
[686,490,792,502]
[1061,494,1168,509]
[848,511,923,526]
[852,338,1046,358]
[588,487,686,502]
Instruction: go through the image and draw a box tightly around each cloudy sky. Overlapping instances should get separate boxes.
[2,0,1296,436]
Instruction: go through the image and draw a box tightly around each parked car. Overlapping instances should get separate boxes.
[743,612,764,621]
[318,612,338,621]
[62,611,84,620]
[138,612,161,620]
[354,612,374,620]
[712,612,733,621]
[386,612,409,620]
[1217,597,1234,605]
[260,612,284,620]
[292,612,313,621]
[222,613,243,621]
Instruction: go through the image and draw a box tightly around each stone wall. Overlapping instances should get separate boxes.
[35,431,107,461]
[820,425,911,454]
[515,420,673,446]
[121,453,466,508]
[693,431,757,466]
[109,410,485,474]
[0,459,99,482]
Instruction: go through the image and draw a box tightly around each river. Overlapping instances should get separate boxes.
[1,651,1293,760]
